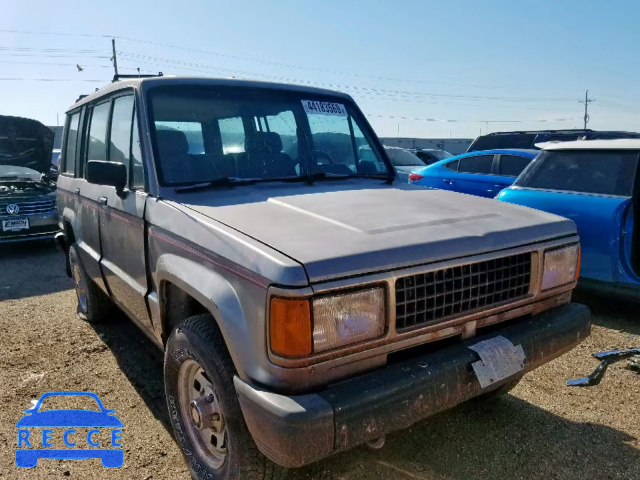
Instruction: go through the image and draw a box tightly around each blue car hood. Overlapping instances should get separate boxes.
[16,409,123,428]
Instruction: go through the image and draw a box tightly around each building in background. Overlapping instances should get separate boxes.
[380,137,472,155]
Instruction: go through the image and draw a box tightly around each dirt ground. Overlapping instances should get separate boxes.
[0,243,638,480]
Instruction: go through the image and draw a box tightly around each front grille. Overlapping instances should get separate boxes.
[0,197,56,217]
[395,253,531,331]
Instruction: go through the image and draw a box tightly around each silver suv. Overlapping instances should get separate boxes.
[57,76,591,480]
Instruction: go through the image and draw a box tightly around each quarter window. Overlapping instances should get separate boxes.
[63,112,80,174]
[458,154,494,174]
[87,102,111,162]
[444,159,459,171]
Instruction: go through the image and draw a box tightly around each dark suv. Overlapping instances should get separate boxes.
[467,129,640,152]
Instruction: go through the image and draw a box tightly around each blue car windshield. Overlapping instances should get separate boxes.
[516,150,638,196]
[147,85,392,185]
[36,395,102,412]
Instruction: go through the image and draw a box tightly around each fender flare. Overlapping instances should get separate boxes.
[155,254,251,377]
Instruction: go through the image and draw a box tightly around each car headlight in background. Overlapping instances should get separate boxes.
[269,287,386,358]
[541,244,580,290]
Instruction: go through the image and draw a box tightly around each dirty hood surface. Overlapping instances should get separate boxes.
[0,116,54,174]
[175,181,576,283]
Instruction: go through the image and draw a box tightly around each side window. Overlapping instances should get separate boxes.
[108,96,135,189]
[155,121,204,154]
[219,117,245,154]
[63,112,80,174]
[444,159,459,171]
[499,154,532,177]
[458,154,494,174]
[131,110,144,189]
[87,102,111,163]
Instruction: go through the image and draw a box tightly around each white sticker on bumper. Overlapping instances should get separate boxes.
[468,335,526,388]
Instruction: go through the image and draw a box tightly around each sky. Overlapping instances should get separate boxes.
[2,0,640,139]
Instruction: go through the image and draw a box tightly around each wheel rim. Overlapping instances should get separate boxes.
[177,359,228,470]
[70,254,88,314]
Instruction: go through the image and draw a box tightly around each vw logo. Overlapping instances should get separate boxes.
[6,204,19,215]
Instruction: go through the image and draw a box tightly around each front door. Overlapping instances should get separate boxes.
[97,94,151,329]
[453,154,500,197]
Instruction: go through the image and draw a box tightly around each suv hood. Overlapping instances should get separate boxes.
[175,181,576,283]
[0,116,54,174]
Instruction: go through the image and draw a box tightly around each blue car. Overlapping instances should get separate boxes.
[408,149,538,198]
[497,139,640,300]
[15,391,123,468]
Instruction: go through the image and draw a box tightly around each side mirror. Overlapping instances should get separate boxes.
[86,160,127,193]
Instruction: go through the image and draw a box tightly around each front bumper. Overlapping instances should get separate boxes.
[235,302,591,468]
[0,212,59,243]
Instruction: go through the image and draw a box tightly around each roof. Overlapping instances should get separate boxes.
[68,76,353,111]
[537,139,640,150]
[449,148,539,160]
[479,129,636,136]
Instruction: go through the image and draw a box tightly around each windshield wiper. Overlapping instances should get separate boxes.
[174,177,259,193]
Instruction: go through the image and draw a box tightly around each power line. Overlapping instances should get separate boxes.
[0,28,111,38]
[0,53,110,58]
[0,60,114,68]
[117,51,576,103]
[0,78,106,82]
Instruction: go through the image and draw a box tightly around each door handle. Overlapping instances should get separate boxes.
[98,197,107,206]
[443,179,454,185]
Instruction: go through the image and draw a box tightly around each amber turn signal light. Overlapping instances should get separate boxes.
[269,298,312,357]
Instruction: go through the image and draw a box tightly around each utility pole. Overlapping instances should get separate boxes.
[111,38,119,79]
[579,90,595,129]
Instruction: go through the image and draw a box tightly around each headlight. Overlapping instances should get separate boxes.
[269,287,385,358]
[312,287,385,353]
[541,244,580,290]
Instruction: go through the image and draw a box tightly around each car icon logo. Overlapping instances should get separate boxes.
[15,391,124,469]
[6,204,19,215]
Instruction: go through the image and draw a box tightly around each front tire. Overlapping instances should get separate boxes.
[68,243,115,323]
[164,314,284,480]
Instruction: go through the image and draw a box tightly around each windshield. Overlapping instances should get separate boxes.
[384,148,424,166]
[516,150,639,196]
[147,85,391,185]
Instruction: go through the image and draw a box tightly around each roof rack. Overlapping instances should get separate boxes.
[112,72,163,83]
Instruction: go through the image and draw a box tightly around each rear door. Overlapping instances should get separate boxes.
[97,93,152,329]
[449,154,500,197]
[494,154,534,191]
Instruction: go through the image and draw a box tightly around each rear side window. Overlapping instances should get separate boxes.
[499,154,533,177]
[458,154,494,174]
[219,117,245,154]
[519,150,639,196]
[63,112,80,174]
[87,102,111,162]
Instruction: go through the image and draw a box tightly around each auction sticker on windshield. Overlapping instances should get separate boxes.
[3,218,29,232]
[302,99,347,116]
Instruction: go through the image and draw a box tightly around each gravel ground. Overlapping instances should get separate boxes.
[0,243,638,480]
